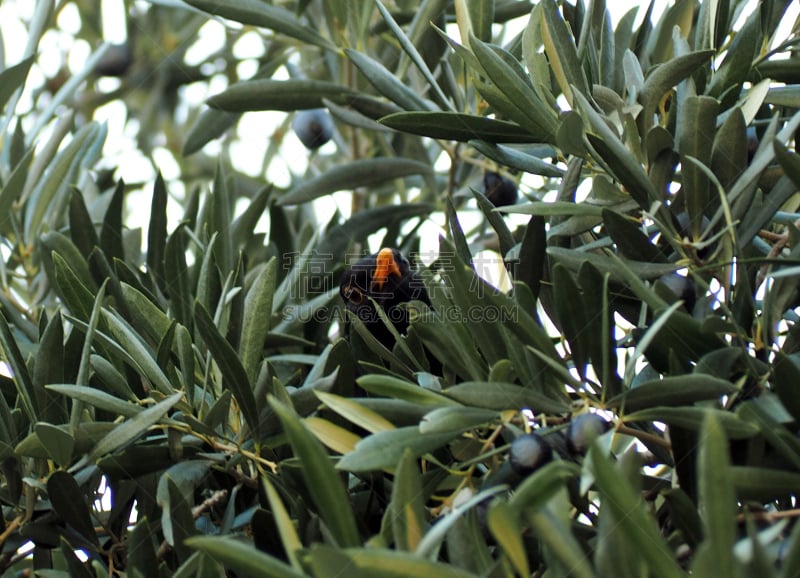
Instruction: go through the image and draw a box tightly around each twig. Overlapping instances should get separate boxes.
[156,490,230,560]
[0,516,23,548]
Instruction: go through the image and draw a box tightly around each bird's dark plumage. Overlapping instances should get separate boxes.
[339,248,430,349]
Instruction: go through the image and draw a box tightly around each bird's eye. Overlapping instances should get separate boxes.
[343,284,364,304]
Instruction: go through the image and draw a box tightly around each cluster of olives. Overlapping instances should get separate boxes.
[508,412,611,477]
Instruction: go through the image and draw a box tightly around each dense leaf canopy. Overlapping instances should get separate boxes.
[1,0,800,575]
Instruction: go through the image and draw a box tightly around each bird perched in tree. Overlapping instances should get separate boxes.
[339,247,431,350]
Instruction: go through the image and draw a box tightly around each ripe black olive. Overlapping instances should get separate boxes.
[566,413,611,456]
[483,171,518,207]
[508,433,552,476]
[292,108,334,150]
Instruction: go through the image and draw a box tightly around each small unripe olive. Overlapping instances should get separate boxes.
[566,413,610,456]
[292,108,334,150]
[508,433,552,476]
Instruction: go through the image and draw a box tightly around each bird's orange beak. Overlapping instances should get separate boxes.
[371,248,402,290]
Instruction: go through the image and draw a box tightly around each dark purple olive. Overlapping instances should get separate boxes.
[292,108,334,150]
[93,43,133,77]
[658,273,696,313]
[483,171,518,207]
[566,413,611,456]
[508,433,552,476]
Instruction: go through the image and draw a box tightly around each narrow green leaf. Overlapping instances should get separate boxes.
[35,423,74,467]
[357,374,457,406]
[573,90,658,209]
[232,184,272,248]
[262,476,303,569]
[487,500,530,578]
[162,476,197,562]
[315,391,395,433]
[184,0,335,50]
[413,313,487,382]
[240,258,276,385]
[270,396,360,547]
[780,517,800,578]
[47,471,98,547]
[380,111,539,143]
[146,173,168,284]
[639,50,714,123]
[607,375,736,412]
[499,200,603,217]
[444,198,472,269]
[183,108,240,156]
[528,505,596,578]
[24,122,103,244]
[0,310,36,422]
[679,95,719,238]
[373,0,453,111]
[127,519,159,578]
[469,33,558,140]
[336,426,459,472]
[624,406,757,439]
[120,282,172,344]
[68,188,100,257]
[415,484,506,560]
[547,246,679,282]
[209,79,358,111]
[278,158,432,206]
[471,188,516,261]
[101,310,174,395]
[32,313,67,424]
[391,449,428,551]
[469,140,564,177]
[0,146,34,235]
[467,0,493,42]
[46,384,141,417]
[774,138,800,191]
[553,264,591,380]
[706,8,761,99]
[321,203,433,263]
[691,413,736,576]
[731,466,800,501]
[100,179,126,262]
[444,381,569,413]
[164,225,193,329]
[419,406,498,434]
[515,215,547,299]
[89,392,182,460]
[43,231,96,292]
[0,55,35,113]
[309,545,362,578]
[736,401,800,470]
[187,536,307,578]
[195,303,260,437]
[602,209,667,263]
[540,0,588,104]
[508,460,581,511]
[346,548,479,578]
[591,449,685,578]
[16,422,116,459]
[208,162,234,276]
[52,251,94,320]
[346,48,433,111]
